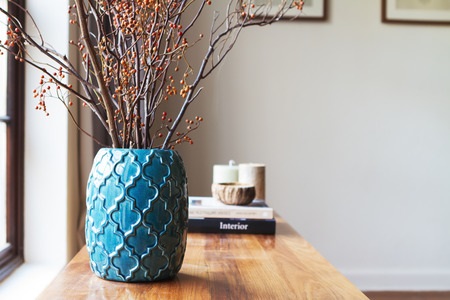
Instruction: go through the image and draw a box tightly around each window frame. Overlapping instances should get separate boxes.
[0,0,25,282]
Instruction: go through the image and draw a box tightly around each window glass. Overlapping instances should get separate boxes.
[0,123,6,248]
[0,0,24,278]
[0,0,6,116]
[0,0,8,248]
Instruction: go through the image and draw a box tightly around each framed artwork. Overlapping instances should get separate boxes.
[253,0,327,20]
[382,0,450,24]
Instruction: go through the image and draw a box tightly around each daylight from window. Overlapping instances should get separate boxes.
[0,0,8,247]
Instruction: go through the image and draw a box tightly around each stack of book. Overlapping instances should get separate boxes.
[188,196,276,234]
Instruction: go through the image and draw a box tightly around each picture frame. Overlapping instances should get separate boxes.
[382,0,450,24]
[255,0,327,20]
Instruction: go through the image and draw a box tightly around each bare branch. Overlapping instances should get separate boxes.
[2,0,303,149]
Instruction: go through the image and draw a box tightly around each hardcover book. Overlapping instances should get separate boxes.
[188,196,273,220]
[188,218,276,235]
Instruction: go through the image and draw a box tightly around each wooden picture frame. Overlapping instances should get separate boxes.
[382,0,450,25]
[256,0,327,20]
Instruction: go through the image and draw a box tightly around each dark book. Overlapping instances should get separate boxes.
[188,218,276,235]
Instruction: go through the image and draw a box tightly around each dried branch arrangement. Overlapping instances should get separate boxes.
[1,0,303,149]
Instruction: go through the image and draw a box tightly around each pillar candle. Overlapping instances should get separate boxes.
[238,163,265,200]
[213,160,238,183]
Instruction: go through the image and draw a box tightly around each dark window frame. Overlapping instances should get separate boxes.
[0,0,25,282]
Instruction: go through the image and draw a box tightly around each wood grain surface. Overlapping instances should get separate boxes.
[38,217,368,299]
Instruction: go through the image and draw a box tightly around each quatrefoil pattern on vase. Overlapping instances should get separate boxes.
[85,148,188,282]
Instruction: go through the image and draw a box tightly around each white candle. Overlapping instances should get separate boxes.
[238,163,265,200]
[213,160,238,183]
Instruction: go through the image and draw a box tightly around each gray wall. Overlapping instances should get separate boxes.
[179,0,450,290]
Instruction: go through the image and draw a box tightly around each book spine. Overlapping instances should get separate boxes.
[188,208,273,220]
[188,218,276,235]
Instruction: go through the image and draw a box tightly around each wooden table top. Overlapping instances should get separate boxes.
[38,217,368,299]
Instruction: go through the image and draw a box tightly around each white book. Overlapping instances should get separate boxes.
[188,196,273,220]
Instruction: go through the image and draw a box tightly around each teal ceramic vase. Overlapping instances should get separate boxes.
[85,148,188,282]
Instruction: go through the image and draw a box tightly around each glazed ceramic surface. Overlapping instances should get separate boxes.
[85,148,188,282]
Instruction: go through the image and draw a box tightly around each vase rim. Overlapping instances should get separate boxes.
[100,147,176,152]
